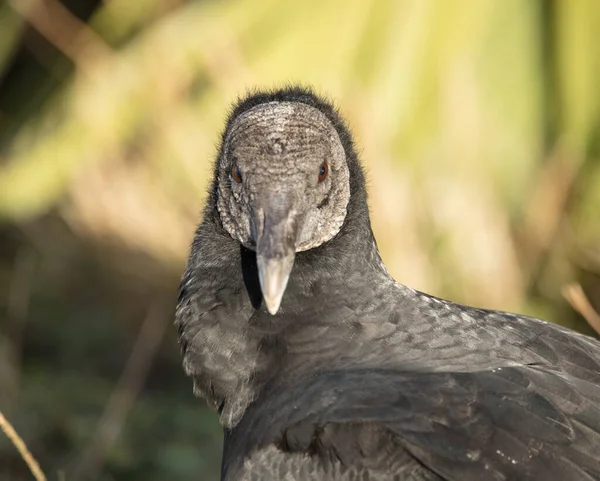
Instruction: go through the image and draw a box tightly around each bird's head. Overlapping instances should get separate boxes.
[215,99,352,314]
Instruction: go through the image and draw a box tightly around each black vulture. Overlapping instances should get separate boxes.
[175,86,600,481]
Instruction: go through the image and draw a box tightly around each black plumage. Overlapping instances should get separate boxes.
[176,86,600,481]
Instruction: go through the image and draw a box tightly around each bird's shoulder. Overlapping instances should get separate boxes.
[372,286,600,375]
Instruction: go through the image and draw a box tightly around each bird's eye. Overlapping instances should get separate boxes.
[318,162,328,183]
[231,164,242,183]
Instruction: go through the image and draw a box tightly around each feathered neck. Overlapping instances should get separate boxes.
[176,87,394,427]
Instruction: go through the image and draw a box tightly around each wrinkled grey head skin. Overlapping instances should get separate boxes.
[216,101,351,313]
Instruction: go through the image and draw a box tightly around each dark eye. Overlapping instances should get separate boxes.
[318,162,328,182]
[231,163,242,183]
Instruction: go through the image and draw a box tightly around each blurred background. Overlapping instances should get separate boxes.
[0,0,599,479]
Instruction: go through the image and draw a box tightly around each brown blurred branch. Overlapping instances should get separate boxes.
[8,247,36,324]
[5,247,38,404]
[0,408,46,481]
[562,283,600,335]
[72,301,170,480]
[9,0,114,72]
[519,143,581,276]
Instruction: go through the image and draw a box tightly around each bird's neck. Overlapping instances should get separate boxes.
[181,204,395,428]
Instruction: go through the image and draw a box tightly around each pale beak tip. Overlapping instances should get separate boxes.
[261,275,288,315]
[257,257,292,316]
[264,295,283,315]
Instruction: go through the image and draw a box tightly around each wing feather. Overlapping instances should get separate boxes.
[224,364,600,480]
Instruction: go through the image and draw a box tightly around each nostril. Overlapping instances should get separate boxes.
[250,207,265,244]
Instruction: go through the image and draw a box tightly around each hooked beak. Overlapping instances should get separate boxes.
[253,197,301,315]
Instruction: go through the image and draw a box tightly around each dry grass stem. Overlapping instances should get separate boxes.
[10,0,114,71]
[562,283,600,335]
[72,301,170,480]
[520,145,580,275]
[0,408,47,481]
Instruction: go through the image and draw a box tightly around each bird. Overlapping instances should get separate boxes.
[175,86,600,481]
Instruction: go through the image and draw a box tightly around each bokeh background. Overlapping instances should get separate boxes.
[0,0,599,479]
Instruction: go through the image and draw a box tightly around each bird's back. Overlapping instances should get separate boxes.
[222,292,600,481]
